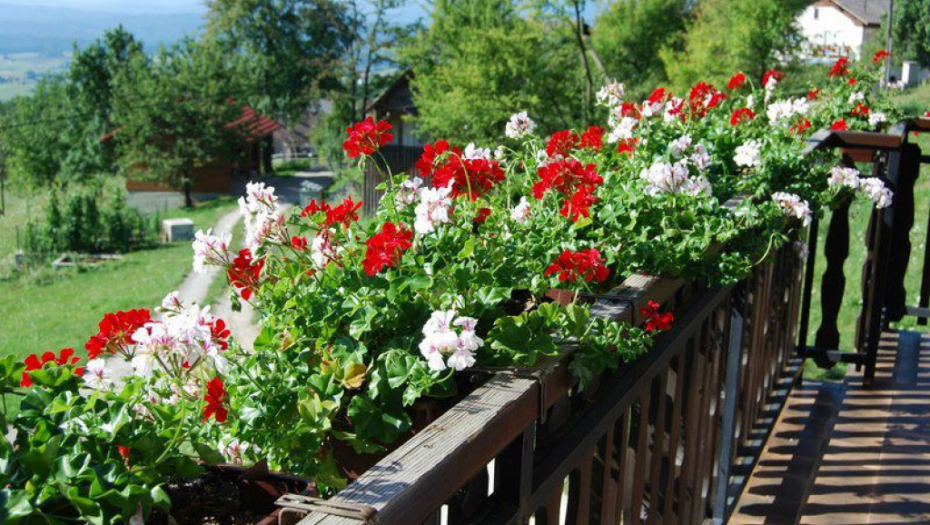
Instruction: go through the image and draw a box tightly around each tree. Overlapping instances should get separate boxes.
[112,41,245,207]
[592,0,689,100]
[402,0,586,144]
[205,0,352,123]
[661,0,807,91]
[894,0,930,68]
[0,79,75,189]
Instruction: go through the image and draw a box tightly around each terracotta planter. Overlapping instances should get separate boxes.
[149,463,315,525]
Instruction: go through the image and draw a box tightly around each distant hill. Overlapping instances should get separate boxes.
[0,2,204,55]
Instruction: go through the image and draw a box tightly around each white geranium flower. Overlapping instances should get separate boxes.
[869,112,887,127]
[690,144,711,171]
[418,311,483,372]
[463,143,492,160]
[734,140,762,168]
[83,358,114,392]
[859,178,893,208]
[414,185,453,235]
[828,166,861,189]
[670,135,692,158]
[772,192,812,226]
[510,196,532,225]
[192,229,232,274]
[596,82,626,108]
[505,111,537,139]
[606,117,638,143]
[767,98,809,125]
[397,176,424,206]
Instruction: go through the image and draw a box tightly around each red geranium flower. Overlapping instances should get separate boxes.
[873,49,891,63]
[291,236,308,251]
[579,126,605,151]
[210,319,231,351]
[533,159,602,201]
[227,249,264,301]
[301,197,362,229]
[21,348,81,387]
[807,88,820,100]
[619,101,641,119]
[85,309,151,359]
[431,156,506,200]
[730,107,756,126]
[560,187,598,222]
[416,140,458,178]
[830,119,849,131]
[762,70,785,87]
[546,130,580,158]
[203,377,228,423]
[848,77,858,85]
[474,208,491,224]
[727,72,746,90]
[790,118,812,135]
[544,248,610,283]
[118,446,132,463]
[647,87,667,105]
[851,103,870,117]
[617,138,639,157]
[688,82,726,118]
[640,300,674,332]
[829,57,850,77]
[342,117,393,158]
[363,222,413,276]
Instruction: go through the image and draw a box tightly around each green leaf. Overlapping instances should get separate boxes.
[456,237,476,260]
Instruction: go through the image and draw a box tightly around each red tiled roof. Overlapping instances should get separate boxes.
[226,105,281,141]
[101,104,280,143]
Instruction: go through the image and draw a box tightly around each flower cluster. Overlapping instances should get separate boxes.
[21,348,82,387]
[418,310,483,372]
[239,182,285,255]
[505,111,537,139]
[363,222,414,276]
[827,166,894,208]
[640,160,711,197]
[640,301,674,332]
[545,249,610,283]
[417,139,506,200]
[192,229,232,274]
[85,309,152,359]
[227,248,265,300]
[772,192,812,226]
[534,159,603,221]
[343,116,393,158]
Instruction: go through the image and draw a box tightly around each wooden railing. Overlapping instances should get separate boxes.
[797,118,929,384]
[284,124,928,525]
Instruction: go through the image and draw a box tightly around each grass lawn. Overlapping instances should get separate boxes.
[0,196,238,360]
[803,85,930,380]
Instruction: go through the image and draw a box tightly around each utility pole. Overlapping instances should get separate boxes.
[885,0,895,85]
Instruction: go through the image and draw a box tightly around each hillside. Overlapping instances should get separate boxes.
[0,2,204,55]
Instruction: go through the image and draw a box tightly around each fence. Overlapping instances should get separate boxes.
[282,122,927,525]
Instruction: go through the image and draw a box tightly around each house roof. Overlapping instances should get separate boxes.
[101,103,280,143]
[367,69,416,116]
[828,0,891,26]
[225,105,281,141]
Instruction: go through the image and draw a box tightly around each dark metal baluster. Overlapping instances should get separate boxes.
[884,139,918,323]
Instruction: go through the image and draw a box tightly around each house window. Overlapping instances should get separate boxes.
[814,8,819,19]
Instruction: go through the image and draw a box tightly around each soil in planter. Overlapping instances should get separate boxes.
[148,467,311,525]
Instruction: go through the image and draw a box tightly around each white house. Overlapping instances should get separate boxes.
[797,0,890,61]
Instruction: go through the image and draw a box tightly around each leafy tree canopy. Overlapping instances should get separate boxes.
[894,0,930,68]
[111,40,247,207]
[661,0,807,92]
[592,0,689,101]
[205,0,353,122]
[402,0,586,144]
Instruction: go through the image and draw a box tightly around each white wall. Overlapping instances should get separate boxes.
[797,4,865,60]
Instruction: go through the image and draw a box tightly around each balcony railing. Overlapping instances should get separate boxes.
[281,119,930,525]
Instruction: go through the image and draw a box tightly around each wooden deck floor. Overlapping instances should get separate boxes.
[729,330,930,525]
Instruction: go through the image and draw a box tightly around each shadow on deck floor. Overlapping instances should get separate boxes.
[728,330,930,525]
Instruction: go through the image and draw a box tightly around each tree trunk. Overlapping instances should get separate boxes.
[182,167,194,208]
